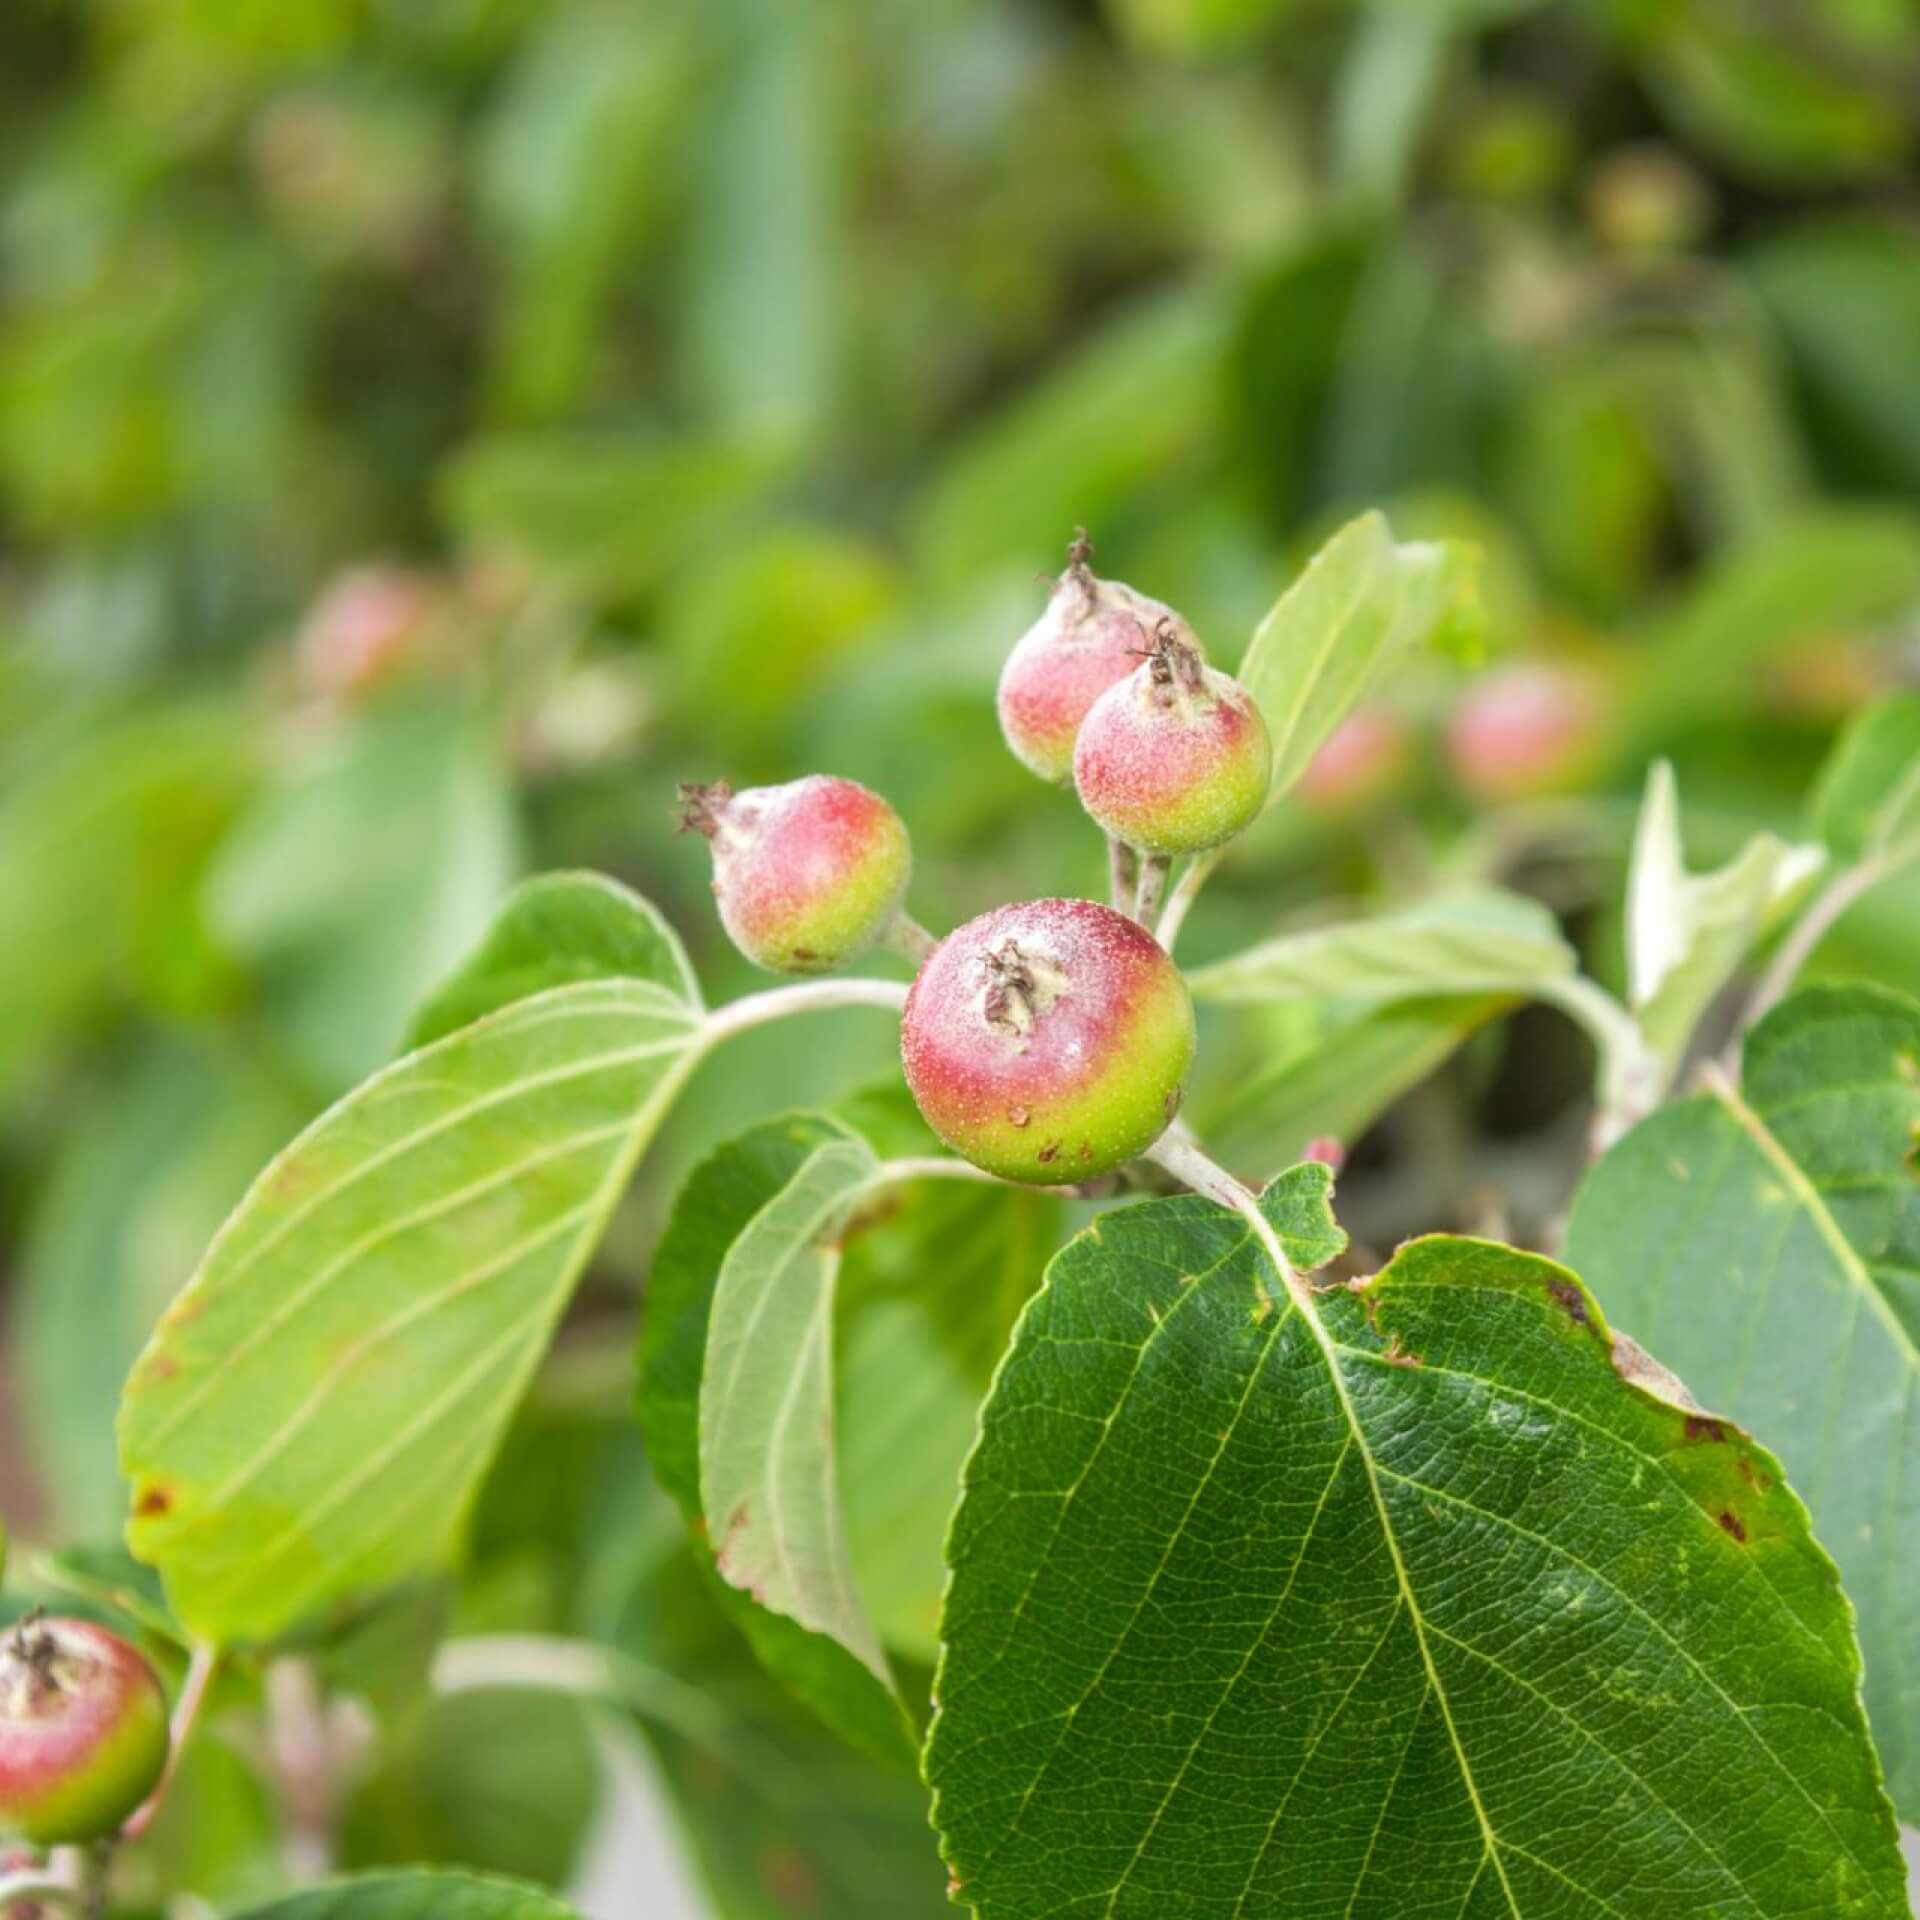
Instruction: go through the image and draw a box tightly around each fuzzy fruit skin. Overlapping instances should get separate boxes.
[0,1619,169,1847]
[695,775,910,975]
[901,898,1195,1183]
[997,553,1198,784]
[1073,639,1272,856]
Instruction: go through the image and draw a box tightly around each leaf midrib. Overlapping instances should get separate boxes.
[1231,1206,1524,1917]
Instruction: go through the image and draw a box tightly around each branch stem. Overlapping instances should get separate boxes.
[1133,853,1172,931]
[0,1870,82,1916]
[883,912,939,970]
[698,977,908,1052]
[121,1641,220,1841]
[1154,848,1222,955]
[1107,838,1139,915]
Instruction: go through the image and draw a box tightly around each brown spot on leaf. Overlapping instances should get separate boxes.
[134,1484,173,1519]
[1544,1277,1590,1325]
[139,1352,180,1386]
[1736,1459,1774,1493]
[1684,1416,1726,1443]
[1381,1334,1424,1369]
[1717,1510,1748,1544]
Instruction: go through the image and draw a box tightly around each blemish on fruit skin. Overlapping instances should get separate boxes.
[1008,1106,1030,1127]
[1717,1509,1748,1544]
[1037,1142,1060,1165]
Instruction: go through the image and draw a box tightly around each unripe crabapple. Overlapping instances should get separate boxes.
[0,1615,169,1848]
[1073,624,1272,856]
[680,775,910,975]
[900,898,1195,1183]
[996,532,1200,784]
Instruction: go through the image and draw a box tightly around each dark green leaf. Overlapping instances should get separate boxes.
[1566,981,1920,1817]
[930,1172,1903,1916]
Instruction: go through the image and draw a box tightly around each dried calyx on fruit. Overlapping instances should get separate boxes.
[997,531,1201,784]
[1073,620,1272,857]
[900,897,1195,1183]
[0,1613,169,1848]
[679,774,915,975]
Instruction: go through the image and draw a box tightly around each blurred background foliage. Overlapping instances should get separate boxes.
[2,0,1918,1909]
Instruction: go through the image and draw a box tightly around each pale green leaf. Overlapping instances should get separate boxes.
[1194,993,1510,1168]
[1236,509,1481,805]
[232,1871,580,1920]
[1811,693,1920,867]
[1186,889,1573,1005]
[839,1177,1062,1664]
[1566,981,1920,1816]
[700,1129,891,1683]
[409,869,702,1049]
[119,979,704,1643]
[1626,760,1823,1069]
[638,1115,917,1767]
[929,1172,1904,1917]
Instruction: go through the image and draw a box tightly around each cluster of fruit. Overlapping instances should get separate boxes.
[683,535,1274,1186]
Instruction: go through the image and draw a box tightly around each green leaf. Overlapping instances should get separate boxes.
[1236,510,1481,806]
[1194,993,1510,1169]
[119,978,704,1644]
[341,1687,600,1888]
[1810,694,1920,867]
[17,1032,305,1536]
[613,1546,951,1917]
[32,1543,181,1644]
[437,433,781,598]
[910,287,1229,591]
[0,701,253,1099]
[1565,981,1920,1817]
[929,1173,1904,1917]
[232,1871,581,1920]
[1626,760,1822,1070]
[409,870,702,1049]
[638,1115,917,1766]
[1748,218,1920,494]
[1186,889,1573,1005]
[205,696,520,1088]
[839,1177,1063,1664]
[699,1125,891,1682]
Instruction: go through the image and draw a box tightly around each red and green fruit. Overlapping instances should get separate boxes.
[0,1616,169,1848]
[900,897,1195,1183]
[1073,624,1271,855]
[681,775,911,975]
[996,534,1200,784]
